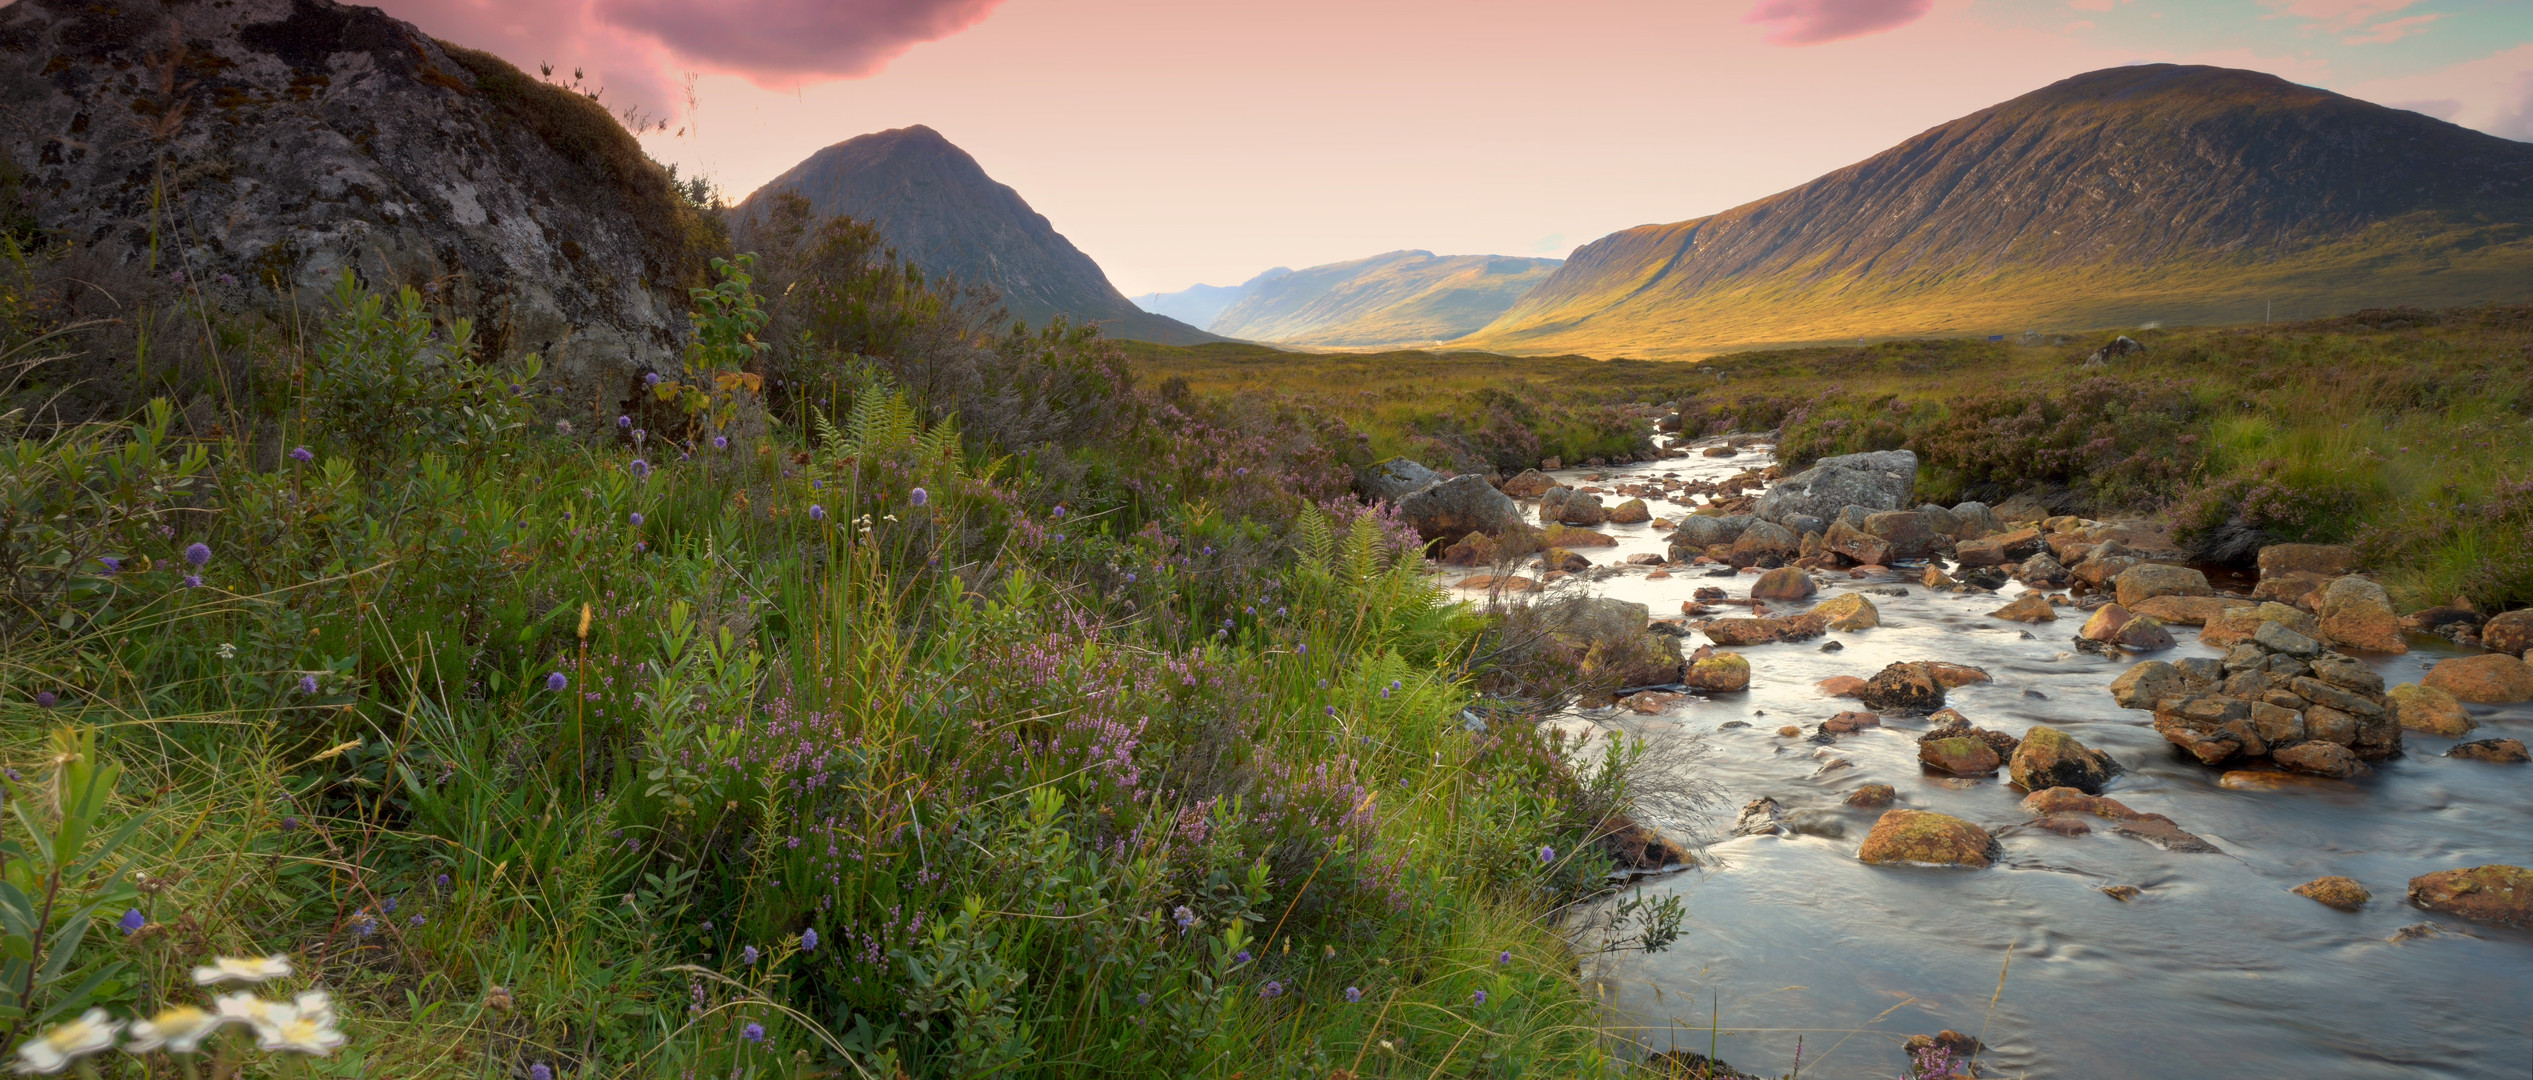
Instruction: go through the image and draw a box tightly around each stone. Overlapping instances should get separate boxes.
[2291,677,2382,719]
[2009,726,2120,793]
[1359,457,1442,503]
[1862,511,1940,561]
[0,0,705,404]
[1499,468,1558,498]
[1539,524,1618,549]
[1814,592,1880,631]
[1857,809,1996,868]
[2113,816,2222,853]
[2252,571,2333,609]
[2114,564,2212,608]
[2072,554,2141,588]
[1817,675,1867,697]
[1822,520,1892,566]
[2406,866,2533,925]
[1857,662,1946,712]
[2152,696,2261,764]
[2315,576,2408,654]
[1702,614,1830,647]
[2272,741,2365,779]
[2483,609,2533,657]
[1667,514,1754,555]
[1954,537,2009,567]
[1400,475,1529,544]
[1452,574,1539,591]
[1684,652,1752,693]
[2448,738,2530,763]
[2388,683,2474,738]
[1750,567,1817,601]
[1951,502,2003,539]
[1990,593,2058,623]
[1777,725,1803,737]
[2251,620,2325,658]
[1541,487,1610,526]
[1607,498,1652,524]
[2201,603,2323,649]
[1844,783,1897,808]
[2307,655,2384,696]
[1921,564,1958,588]
[2293,876,2372,911]
[1725,520,1802,567]
[2109,661,2182,709]
[1752,450,1918,525]
[2250,702,2307,746]
[1919,736,2002,776]
[1438,531,1503,567]
[1821,710,1881,734]
[2021,787,2144,820]
[2111,616,2177,652]
[2130,595,2247,626]
[2079,603,2133,642]
[1924,663,1993,688]
[1916,504,1962,537]
[1543,548,1592,572]
[1732,797,1790,837]
[2015,553,2071,588]
[1623,691,1686,714]
[2423,653,2533,704]
[2259,543,2359,578]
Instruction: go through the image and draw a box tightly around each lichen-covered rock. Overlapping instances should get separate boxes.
[2079,603,2134,642]
[1499,468,1558,499]
[2109,660,2182,709]
[2388,683,2474,737]
[2316,576,2408,654]
[2130,595,2249,626]
[2407,865,2533,925]
[1857,809,1996,868]
[2272,741,2365,779]
[1401,475,1528,543]
[2259,543,2359,578]
[1684,652,1752,693]
[1918,736,2002,776]
[0,0,707,403]
[1540,524,1618,548]
[1607,498,1652,524]
[1814,592,1880,631]
[2201,602,2323,648]
[2009,726,2120,794]
[1702,613,1829,646]
[2111,615,2176,652]
[1857,662,1946,712]
[2447,738,2529,763]
[2293,876,2371,911]
[2424,653,2533,704]
[2483,609,2533,657]
[1862,510,1940,561]
[1750,567,1816,601]
[1844,783,1897,808]
[1753,450,1917,524]
[1989,593,2057,623]
[1359,457,1442,502]
[2114,564,2212,608]
[1822,520,1891,566]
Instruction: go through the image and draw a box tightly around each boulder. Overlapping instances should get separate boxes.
[1844,783,1897,808]
[1500,469,1558,499]
[1823,520,1892,566]
[2252,620,2325,658]
[2015,553,2071,588]
[1821,710,1881,733]
[2448,739,2530,764]
[2021,787,2145,821]
[1815,593,1880,631]
[1542,487,1610,526]
[1438,531,1502,567]
[1950,502,2003,539]
[1732,797,1790,837]
[1954,537,2009,568]
[1541,524,1618,548]
[1667,513,1754,558]
[1399,475,1527,544]
[1702,614,1829,647]
[2109,661,2182,709]
[2201,603,2323,649]
[1683,652,1752,693]
[2484,609,2533,657]
[1916,504,1963,537]
[1359,457,1442,503]
[1752,450,1917,525]
[1750,567,1817,601]
[1542,548,1591,573]
[2131,595,2250,626]
[2259,543,2359,578]
[1607,498,1652,524]
[1919,737,2001,776]
[1856,809,1996,868]
[2423,653,2533,704]
[2406,866,2533,926]
[1857,662,1946,712]
[2388,683,2474,738]
[1989,593,2057,623]
[1924,663,1993,688]
[2272,741,2365,779]
[2114,564,2212,608]
[1726,520,1802,567]
[2085,335,2146,364]
[2009,726,2120,793]
[2293,876,2371,911]
[2111,616,2177,652]
[2250,702,2306,746]
[1862,511,1941,561]
[2252,571,2333,609]
[2078,604,2134,642]
[2153,696,2261,764]
[1453,574,1539,592]
[2316,576,2408,654]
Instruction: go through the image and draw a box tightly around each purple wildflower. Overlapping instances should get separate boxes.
[183,542,211,567]
[808,504,825,521]
[384,896,397,914]
[617,415,632,429]
[800,928,818,951]
[530,1065,553,1080]
[547,672,568,692]
[33,692,56,708]
[740,1022,765,1043]
[557,419,573,436]
[289,446,314,463]
[437,874,450,888]
[713,435,728,450]
[644,372,661,386]
[1472,990,1487,1005]
[1540,845,1556,864]
[909,487,928,508]
[279,816,300,832]
[1053,505,1066,519]
[1173,906,1195,931]
[1233,950,1252,965]
[629,458,649,480]
[217,272,236,286]
[742,945,759,965]
[411,915,426,926]
[1498,950,1511,965]
[1136,991,1151,1006]
[299,675,319,695]
[98,556,119,575]
[1259,981,1283,1000]
[629,512,644,526]
[183,574,202,589]
[1344,986,1362,1003]
[119,909,145,934]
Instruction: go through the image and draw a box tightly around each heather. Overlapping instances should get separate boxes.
[0,226,1675,1076]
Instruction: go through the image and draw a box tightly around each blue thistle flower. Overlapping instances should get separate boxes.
[742,945,760,965]
[183,542,211,567]
[1540,845,1556,864]
[629,512,643,526]
[1344,986,1362,1003]
[808,504,825,521]
[98,556,119,575]
[741,1022,765,1043]
[617,415,632,429]
[530,1065,553,1080]
[629,458,649,480]
[800,928,818,951]
[713,435,728,450]
[1259,981,1283,1000]
[1233,950,1251,965]
[546,672,568,692]
[33,692,57,708]
[1497,950,1511,965]
[1135,991,1151,1006]
[289,446,314,463]
[909,487,928,507]
[1473,990,1487,1005]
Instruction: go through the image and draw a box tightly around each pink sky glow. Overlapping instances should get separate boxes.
[373,0,2533,296]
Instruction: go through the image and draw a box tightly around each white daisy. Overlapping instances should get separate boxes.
[13,1008,122,1074]
[192,954,294,985]
[251,997,347,1057]
[123,1007,227,1055]
[212,993,282,1038]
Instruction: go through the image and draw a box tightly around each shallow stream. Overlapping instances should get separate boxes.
[1443,440,2533,1079]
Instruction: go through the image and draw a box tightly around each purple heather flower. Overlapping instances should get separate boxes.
[1052,505,1066,519]
[1344,986,1362,1003]
[217,272,236,286]
[183,542,211,567]
[1497,950,1511,965]
[1473,990,1487,1005]
[808,504,825,521]
[531,1065,553,1080]
[98,556,119,575]
[1233,950,1252,965]
[629,458,650,480]
[800,928,817,951]
[740,1022,765,1043]
[411,915,426,926]
[354,915,376,936]
[909,487,928,508]
[713,435,728,450]
[1259,981,1283,1000]
[289,446,314,463]
[741,945,759,965]
[33,692,57,708]
[119,909,145,934]
[547,672,568,692]
[617,415,632,429]
[628,512,644,526]
[183,574,202,589]
[1540,846,1556,864]
[299,675,319,695]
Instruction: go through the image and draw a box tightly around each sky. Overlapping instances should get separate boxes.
[376,0,2533,297]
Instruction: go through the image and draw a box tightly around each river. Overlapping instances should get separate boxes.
[1445,437,2533,1079]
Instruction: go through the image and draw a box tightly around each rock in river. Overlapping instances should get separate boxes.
[1684,652,1752,693]
[2447,738,2529,764]
[1919,736,2002,777]
[1750,566,1816,601]
[2423,653,2533,704]
[2316,575,2408,654]
[1752,450,1917,525]
[1857,662,1947,712]
[2483,608,2533,657]
[2293,876,2372,911]
[2009,726,2120,793]
[1990,593,2057,623]
[2114,564,2212,608]
[2388,682,2475,738]
[1814,592,1880,631]
[2407,866,2533,926]
[1857,809,1996,868]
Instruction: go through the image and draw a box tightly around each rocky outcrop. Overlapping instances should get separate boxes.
[1359,458,1444,503]
[0,0,708,402]
[1752,450,1916,525]
[1399,475,1526,543]
[2483,609,2533,657]
[2141,627,2402,773]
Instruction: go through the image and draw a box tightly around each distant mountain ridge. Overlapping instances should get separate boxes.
[1138,251,1562,348]
[1457,64,2533,357]
[737,125,1218,346]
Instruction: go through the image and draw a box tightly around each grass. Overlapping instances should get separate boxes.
[0,250,1688,1075]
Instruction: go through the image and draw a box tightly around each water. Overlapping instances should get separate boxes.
[1441,439,2533,1078]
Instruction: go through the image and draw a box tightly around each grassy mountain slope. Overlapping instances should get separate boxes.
[1458,65,2533,357]
[736,125,1220,345]
[1209,250,1564,348]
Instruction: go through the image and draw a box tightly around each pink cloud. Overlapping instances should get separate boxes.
[1745,0,1935,45]
[372,0,1004,119]
[2261,0,2428,31]
[2342,12,2441,44]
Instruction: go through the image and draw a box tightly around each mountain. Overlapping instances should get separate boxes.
[737,126,1218,346]
[1148,251,1562,348]
[1132,280,1267,330]
[1457,64,2533,358]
